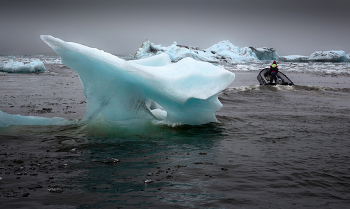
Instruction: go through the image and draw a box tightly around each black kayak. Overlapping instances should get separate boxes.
[257,68,294,85]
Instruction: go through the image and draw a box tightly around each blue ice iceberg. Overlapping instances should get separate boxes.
[308,50,349,62]
[279,50,350,62]
[249,47,280,61]
[42,35,235,124]
[135,40,258,63]
[134,40,350,63]
[0,59,46,73]
[0,35,235,126]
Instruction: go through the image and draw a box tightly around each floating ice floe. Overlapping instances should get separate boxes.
[144,179,153,184]
[0,110,71,126]
[0,59,46,73]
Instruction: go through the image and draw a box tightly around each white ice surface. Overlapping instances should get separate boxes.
[308,50,349,62]
[134,40,350,63]
[135,40,259,63]
[0,59,46,73]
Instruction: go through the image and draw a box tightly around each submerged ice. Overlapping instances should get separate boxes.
[0,35,235,126]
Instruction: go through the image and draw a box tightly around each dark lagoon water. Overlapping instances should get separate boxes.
[1,60,350,208]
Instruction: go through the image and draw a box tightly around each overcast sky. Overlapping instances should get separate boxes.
[1,0,350,56]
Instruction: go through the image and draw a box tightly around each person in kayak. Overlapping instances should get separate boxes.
[269,61,279,84]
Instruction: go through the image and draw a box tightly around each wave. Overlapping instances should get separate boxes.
[225,62,350,75]
[223,85,350,93]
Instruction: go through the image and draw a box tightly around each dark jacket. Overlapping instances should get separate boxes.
[270,64,279,73]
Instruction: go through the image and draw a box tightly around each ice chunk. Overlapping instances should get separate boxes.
[279,55,309,62]
[0,59,45,73]
[38,35,235,125]
[308,50,349,62]
[134,40,258,63]
[279,51,350,62]
[205,41,258,63]
[249,47,279,61]
[135,40,217,63]
[0,110,71,126]
[133,40,350,63]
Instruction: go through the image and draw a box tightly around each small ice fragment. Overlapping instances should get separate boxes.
[48,187,63,193]
[102,158,120,164]
[61,139,76,145]
[144,179,153,184]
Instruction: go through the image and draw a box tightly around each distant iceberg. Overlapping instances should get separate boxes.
[308,50,349,62]
[134,40,350,63]
[0,59,46,73]
[249,47,280,61]
[280,50,350,62]
[135,40,259,63]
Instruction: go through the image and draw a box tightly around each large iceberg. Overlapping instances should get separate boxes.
[0,59,46,73]
[134,40,258,63]
[308,50,349,62]
[205,41,258,63]
[249,47,280,61]
[0,35,235,126]
[280,50,350,62]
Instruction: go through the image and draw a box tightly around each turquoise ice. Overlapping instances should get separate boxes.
[0,35,235,126]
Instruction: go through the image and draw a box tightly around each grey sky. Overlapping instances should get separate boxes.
[1,0,349,56]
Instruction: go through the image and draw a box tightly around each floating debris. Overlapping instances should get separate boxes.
[60,139,76,145]
[48,187,63,193]
[102,158,120,164]
[144,179,153,184]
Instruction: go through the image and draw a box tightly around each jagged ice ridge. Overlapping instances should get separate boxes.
[134,40,350,63]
